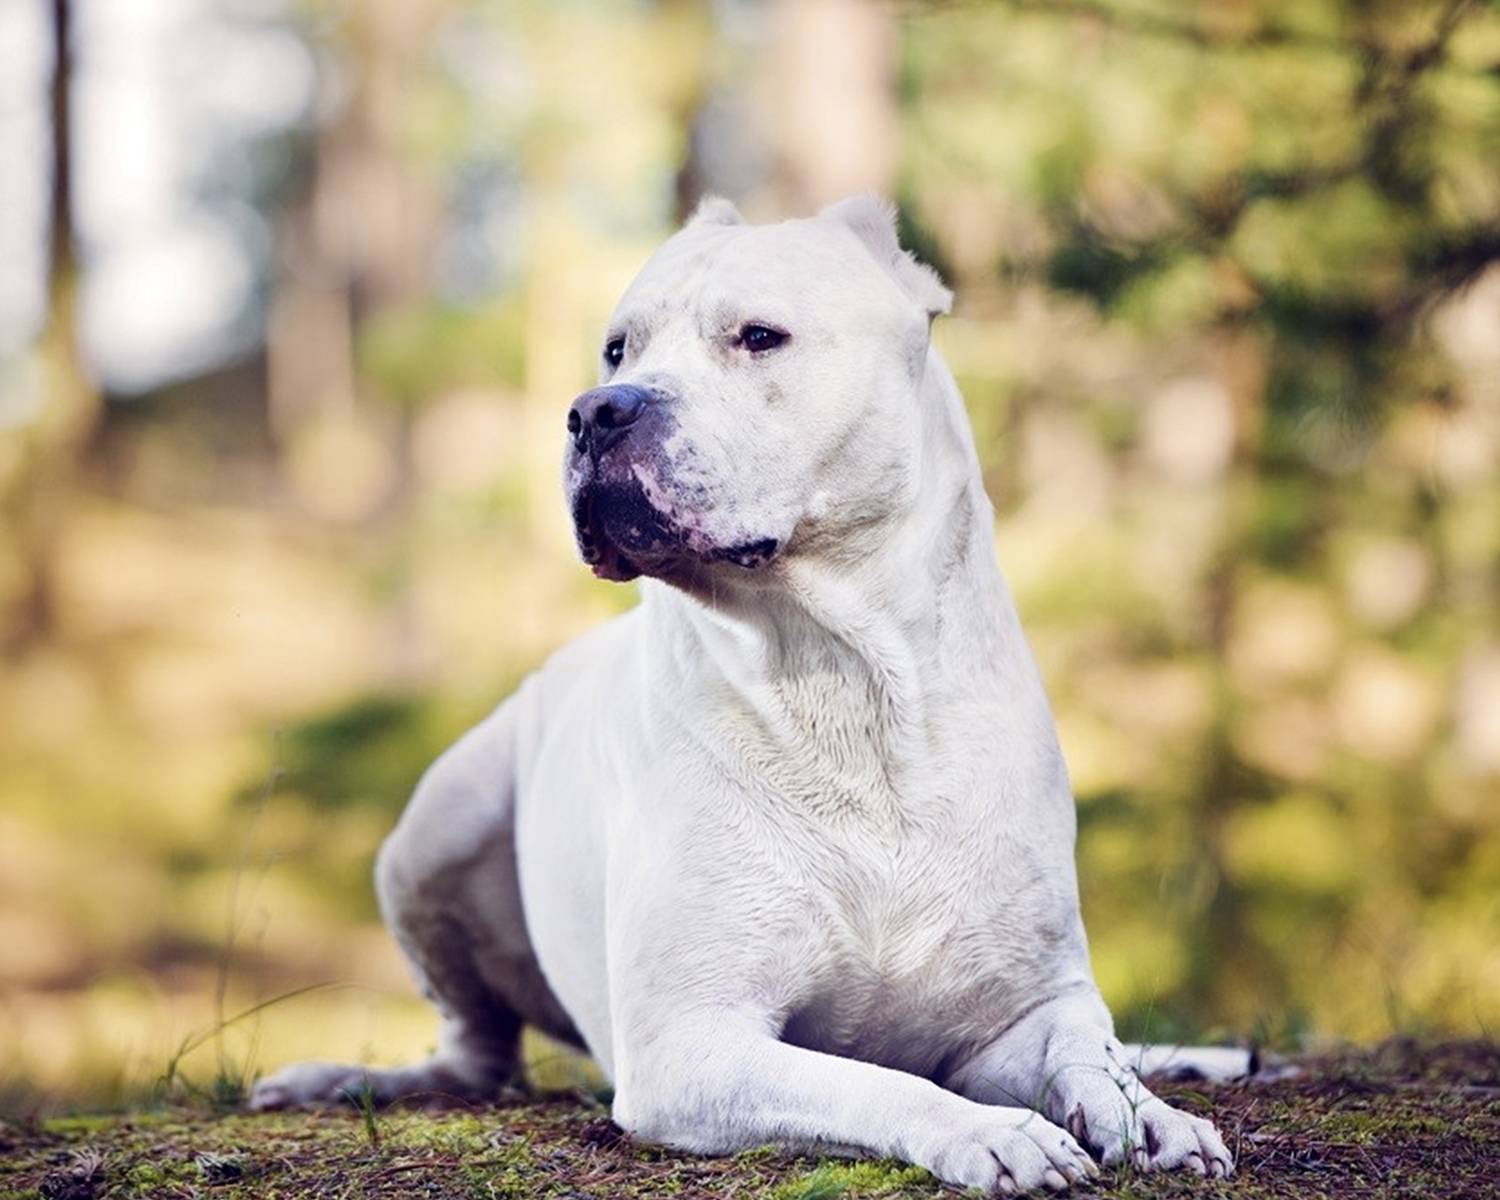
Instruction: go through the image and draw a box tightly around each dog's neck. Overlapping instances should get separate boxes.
[641,352,1049,810]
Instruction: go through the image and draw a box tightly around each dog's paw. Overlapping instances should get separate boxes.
[248,1062,374,1111]
[1066,1093,1232,1178]
[923,1108,1098,1194]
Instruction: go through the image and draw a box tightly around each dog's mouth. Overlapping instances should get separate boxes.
[571,478,679,583]
[570,472,780,584]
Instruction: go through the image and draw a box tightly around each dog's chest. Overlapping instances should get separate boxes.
[770,807,1077,1075]
[695,639,1084,1068]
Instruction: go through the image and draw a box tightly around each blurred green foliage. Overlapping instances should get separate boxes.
[900,0,1500,1040]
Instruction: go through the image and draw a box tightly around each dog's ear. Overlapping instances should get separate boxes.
[686,195,745,228]
[821,194,952,319]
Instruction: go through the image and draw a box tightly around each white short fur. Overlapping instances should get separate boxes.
[251,197,1241,1193]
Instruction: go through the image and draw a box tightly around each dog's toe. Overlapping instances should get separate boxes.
[246,1080,290,1112]
[247,1062,368,1111]
[1071,1089,1233,1178]
[926,1111,1088,1194]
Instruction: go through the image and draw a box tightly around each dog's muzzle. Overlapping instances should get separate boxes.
[565,384,675,582]
[563,384,781,584]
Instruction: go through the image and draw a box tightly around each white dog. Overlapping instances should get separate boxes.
[251,196,1240,1193]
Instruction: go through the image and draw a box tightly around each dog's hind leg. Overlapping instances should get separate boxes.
[250,694,577,1110]
[1117,1043,1255,1083]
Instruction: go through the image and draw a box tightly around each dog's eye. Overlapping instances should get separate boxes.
[738,324,788,354]
[603,336,625,369]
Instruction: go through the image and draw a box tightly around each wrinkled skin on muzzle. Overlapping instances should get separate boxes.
[565,389,780,584]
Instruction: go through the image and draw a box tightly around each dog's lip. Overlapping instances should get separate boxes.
[710,537,781,571]
[569,473,781,582]
[572,483,643,582]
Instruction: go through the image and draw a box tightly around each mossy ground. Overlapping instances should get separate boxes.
[2,1041,1495,1200]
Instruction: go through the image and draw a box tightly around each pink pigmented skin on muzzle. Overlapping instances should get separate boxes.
[563,384,780,583]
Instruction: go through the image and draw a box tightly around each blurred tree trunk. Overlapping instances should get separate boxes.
[3,0,99,654]
[673,0,772,217]
[768,0,898,209]
[1181,325,1274,1025]
[266,0,446,684]
[676,0,898,214]
[267,0,445,443]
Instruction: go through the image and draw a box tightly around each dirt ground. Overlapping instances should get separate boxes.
[2,1040,1495,1200]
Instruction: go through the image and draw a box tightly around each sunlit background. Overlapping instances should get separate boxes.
[2,0,1498,1115]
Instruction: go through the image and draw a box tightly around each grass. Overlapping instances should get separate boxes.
[1,1040,1495,1199]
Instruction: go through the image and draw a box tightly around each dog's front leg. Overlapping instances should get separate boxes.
[611,1014,1096,1194]
[945,990,1234,1178]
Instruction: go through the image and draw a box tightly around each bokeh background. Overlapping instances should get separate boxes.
[2,0,1498,1116]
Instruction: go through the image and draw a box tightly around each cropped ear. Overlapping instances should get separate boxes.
[686,195,745,228]
[820,194,952,319]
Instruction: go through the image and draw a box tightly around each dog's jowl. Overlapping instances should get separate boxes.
[252,196,1238,1194]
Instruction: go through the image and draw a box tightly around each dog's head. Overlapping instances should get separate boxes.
[564,195,952,586]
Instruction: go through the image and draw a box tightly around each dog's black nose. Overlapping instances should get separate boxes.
[568,384,649,454]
